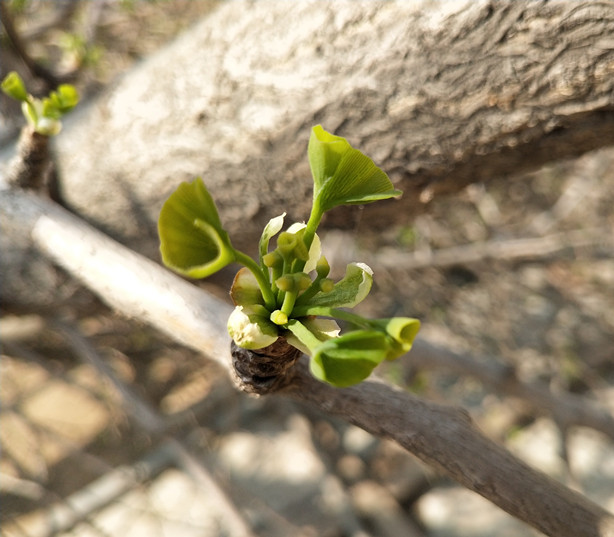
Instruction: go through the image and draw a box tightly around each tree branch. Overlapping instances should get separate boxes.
[3,187,613,537]
[283,360,614,537]
[407,339,614,442]
[370,228,613,271]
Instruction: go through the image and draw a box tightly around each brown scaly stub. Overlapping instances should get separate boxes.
[231,338,302,395]
[8,127,52,190]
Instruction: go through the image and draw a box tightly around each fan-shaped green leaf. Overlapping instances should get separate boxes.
[158,178,235,278]
[310,330,389,387]
[308,125,402,214]
[259,213,285,266]
[294,262,373,312]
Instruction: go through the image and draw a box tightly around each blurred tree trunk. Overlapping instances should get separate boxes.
[2,0,614,309]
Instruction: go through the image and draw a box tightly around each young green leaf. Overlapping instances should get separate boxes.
[158,177,235,278]
[383,317,421,349]
[230,267,265,307]
[308,125,402,214]
[1,71,28,102]
[370,317,421,360]
[310,330,390,387]
[285,317,340,355]
[294,262,373,312]
[227,306,279,349]
[50,84,80,113]
[259,213,285,267]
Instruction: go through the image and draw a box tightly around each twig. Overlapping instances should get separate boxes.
[407,339,614,441]
[4,189,231,368]
[371,228,613,271]
[3,188,614,537]
[283,359,614,537]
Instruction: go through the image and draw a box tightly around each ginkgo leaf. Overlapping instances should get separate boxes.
[308,125,402,214]
[294,262,373,312]
[158,177,235,278]
[308,126,349,194]
[47,84,79,113]
[370,317,421,360]
[310,330,390,387]
[1,71,28,101]
[230,267,265,307]
[227,306,279,349]
[285,317,340,355]
[259,213,285,267]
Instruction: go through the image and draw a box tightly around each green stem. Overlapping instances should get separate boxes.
[234,250,276,310]
[294,274,325,306]
[292,305,372,328]
[280,290,298,318]
[259,258,271,288]
[271,263,283,297]
[276,256,290,304]
[302,203,323,257]
[286,318,324,354]
[292,203,323,275]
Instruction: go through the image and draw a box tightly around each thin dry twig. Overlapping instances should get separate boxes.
[407,339,614,441]
[371,228,613,271]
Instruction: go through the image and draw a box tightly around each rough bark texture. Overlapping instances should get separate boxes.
[2,0,614,307]
[231,339,303,394]
[2,187,613,537]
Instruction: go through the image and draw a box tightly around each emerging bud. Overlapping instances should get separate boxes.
[228,306,278,349]
[275,272,312,293]
[319,278,335,293]
[275,275,295,293]
[263,250,283,268]
[286,223,322,272]
[297,272,312,291]
[270,309,289,326]
[316,256,330,278]
[277,232,298,256]
[230,267,264,307]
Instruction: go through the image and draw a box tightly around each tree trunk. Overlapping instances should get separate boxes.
[2,0,614,308]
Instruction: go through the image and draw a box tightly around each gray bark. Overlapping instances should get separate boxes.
[2,0,614,308]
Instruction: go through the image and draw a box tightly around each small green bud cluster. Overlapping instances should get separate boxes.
[1,72,79,136]
[158,126,420,387]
